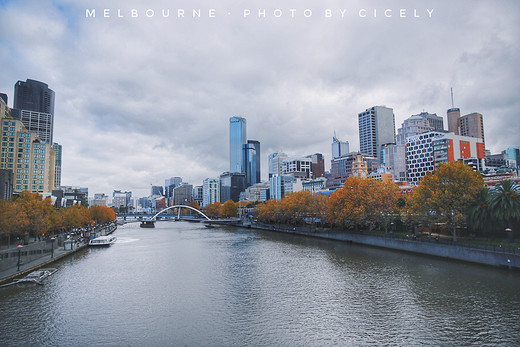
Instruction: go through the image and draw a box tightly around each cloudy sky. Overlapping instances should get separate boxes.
[1,0,519,198]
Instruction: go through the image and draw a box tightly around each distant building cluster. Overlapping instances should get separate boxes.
[2,79,519,210]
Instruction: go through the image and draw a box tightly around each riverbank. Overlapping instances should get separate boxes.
[0,221,117,285]
[250,222,520,270]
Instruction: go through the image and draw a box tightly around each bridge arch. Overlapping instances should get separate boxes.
[151,205,211,221]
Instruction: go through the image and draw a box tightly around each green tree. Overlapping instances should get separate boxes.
[466,188,495,235]
[489,180,520,236]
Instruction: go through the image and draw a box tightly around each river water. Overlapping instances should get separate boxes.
[1,222,519,346]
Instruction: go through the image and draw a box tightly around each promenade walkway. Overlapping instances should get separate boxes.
[0,222,117,285]
[0,241,88,285]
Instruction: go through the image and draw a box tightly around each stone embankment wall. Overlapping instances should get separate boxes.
[253,224,520,270]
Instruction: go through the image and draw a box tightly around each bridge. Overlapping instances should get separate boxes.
[124,205,241,228]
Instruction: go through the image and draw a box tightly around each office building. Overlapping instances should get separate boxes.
[202,178,220,207]
[358,106,396,164]
[282,157,313,179]
[244,140,260,187]
[246,140,261,185]
[151,185,164,196]
[0,169,14,200]
[1,114,56,194]
[270,175,296,200]
[268,152,288,178]
[447,108,461,135]
[406,131,484,185]
[173,184,193,205]
[165,176,182,200]
[306,153,325,179]
[229,116,246,173]
[459,112,485,148]
[416,112,444,131]
[53,143,62,188]
[220,172,245,202]
[332,136,349,159]
[13,79,55,144]
[192,185,203,207]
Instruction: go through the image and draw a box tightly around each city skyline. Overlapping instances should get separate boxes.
[1,0,519,197]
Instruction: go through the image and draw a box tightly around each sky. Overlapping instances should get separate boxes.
[1,0,519,198]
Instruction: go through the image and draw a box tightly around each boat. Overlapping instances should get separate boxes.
[89,235,116,246]
[0,268,57,287]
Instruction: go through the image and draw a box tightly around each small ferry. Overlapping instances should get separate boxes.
[0,268,57,287]
[89,235,117,247]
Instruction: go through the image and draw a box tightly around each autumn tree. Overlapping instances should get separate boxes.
[220,200,238,218]
[409,161,483,241]
[62,205,92,230]
[89,205,116,224]
[15,191,56,238]
[327,177,401,231]
[204,202,222,218]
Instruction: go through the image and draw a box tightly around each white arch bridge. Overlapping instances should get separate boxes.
[139,205,240,228]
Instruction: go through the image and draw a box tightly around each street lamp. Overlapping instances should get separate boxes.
[505,228,513,244]
[17,245,23,271]
[51,237,56,258]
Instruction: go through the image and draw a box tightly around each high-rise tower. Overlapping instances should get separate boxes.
[358,106,396,164]
[229,116,246,174]
[13,79,55,144]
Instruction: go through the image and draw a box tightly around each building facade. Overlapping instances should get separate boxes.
[219,172,245,202]
[173,184,193,205]
[332,136,349,159]
[406,131,484,185]
[306,153,325,179]
[282,157,312,179]
[229,116,246,173]
[358,106,396,164]
[202,178,220,207]
[268,152,288,179]
[1,115,55,194]
[53,142,62,188]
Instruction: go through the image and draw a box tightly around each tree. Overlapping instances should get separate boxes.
[220,200,238,218]
[62,205,92,230]
[326,177,401,231]
[488,180,520,236]
[466,188,495,235]
[204,202,222,218]
[90,205,116,224]
[409,161,484,241]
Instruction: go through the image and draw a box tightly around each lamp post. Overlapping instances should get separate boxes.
[505,228,513,244]
[51,237,56,258]
[17,245,23,271]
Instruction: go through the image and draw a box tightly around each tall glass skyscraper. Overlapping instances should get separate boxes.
[245,140,260,186]
[13,79,55,144]
[229,116,246,173]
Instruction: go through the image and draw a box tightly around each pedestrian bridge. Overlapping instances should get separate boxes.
[137,205,241,228]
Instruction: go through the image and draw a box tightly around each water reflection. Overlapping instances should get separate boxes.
[1,222,519,346]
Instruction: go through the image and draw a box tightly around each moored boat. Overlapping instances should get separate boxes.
[89,235,116,246]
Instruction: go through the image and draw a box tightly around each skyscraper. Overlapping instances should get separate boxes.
[245,140,260,186]
[447,108,460,135]
[14,79,55,114]
[13,79,55,144]
[332,135,349,159]
[229,116,246,173]
[358,106,396,163]
[459,112,485,149]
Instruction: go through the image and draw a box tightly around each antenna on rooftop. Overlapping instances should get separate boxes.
[450,87,454,108]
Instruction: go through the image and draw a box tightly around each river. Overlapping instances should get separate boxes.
[1,222,519,346]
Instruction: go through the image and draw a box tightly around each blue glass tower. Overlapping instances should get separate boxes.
[229,116,246,173]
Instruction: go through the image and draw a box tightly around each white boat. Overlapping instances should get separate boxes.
[89,235,116,246]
